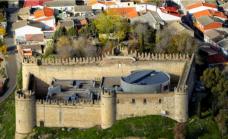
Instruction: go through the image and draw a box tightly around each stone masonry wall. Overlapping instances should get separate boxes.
[36,100,101,128]
[22,61,187,94]
[34,92,175,129]
[116,93,175,120]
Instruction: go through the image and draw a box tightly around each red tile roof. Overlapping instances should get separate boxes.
[98,1,116,6]
[24,0,53,7]
[34,7,54,18]
[186,2,217,10]
[193,9,227,19]
[107,7,138,18]
[208,54,228,64]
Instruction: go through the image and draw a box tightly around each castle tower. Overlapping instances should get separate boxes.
[15,90,35,139]
[101,90,116,129]
[22,70,31,90]
[174,86,188,122]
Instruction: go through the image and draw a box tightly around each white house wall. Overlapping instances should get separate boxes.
[40,18,56,30]
[15,26,43,38]
[136,4,181,21]
[92,3,107,10]
[188,6,217,14]
[111,2,135,8]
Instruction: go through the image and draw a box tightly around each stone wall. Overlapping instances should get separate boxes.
[35,100,101,128]
[34,92,176,129]
[116,93,175,120]
[16,53,194,138]
[22,54,190,94]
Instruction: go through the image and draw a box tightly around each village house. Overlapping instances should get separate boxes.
[185,2,218,14]
[91,1,114,10]
[12,21,44,45]
[44,0,76,12]
[17,44,45,57]
[23,0,51,8]
[204,28,228,45]
[192,9,227,32]
[107,7,138,19]
[74,5,93,16]
[130,12,165,30]
[29,7,56,31]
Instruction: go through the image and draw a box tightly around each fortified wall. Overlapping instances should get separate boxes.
[15,52,195,139]
[22,52,190,95]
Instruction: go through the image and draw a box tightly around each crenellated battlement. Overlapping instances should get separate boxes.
[102,89,116,97]
[15,90,35,100]
[22,52,190,65]
[36,99,100,106]
[174,85,188,94]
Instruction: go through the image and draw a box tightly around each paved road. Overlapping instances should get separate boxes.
[0,54,18,103]
[0,7,19,104]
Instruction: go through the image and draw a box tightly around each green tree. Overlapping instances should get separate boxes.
[131,23,156,52]
[53,27,67,40]
[0,38,4,46]
[67,27,78,37]
[79,22,97,38]
[93,13,129,42]
[200,67,228,127]
[44,39,54,57]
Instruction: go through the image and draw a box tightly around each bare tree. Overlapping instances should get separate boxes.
[73,37,98,57]
[56,36,75,58]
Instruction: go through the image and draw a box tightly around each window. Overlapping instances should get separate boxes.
[159,99,162,104]
[163,85,168,91]
[40,121,44,127]
[143,99,147,104]
[132,99,135,104]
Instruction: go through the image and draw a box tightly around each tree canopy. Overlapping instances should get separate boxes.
[200,67,228,95]
[93,13,129,41]
[156,27,196,53]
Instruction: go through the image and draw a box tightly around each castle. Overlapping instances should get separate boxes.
[15,52,195,139]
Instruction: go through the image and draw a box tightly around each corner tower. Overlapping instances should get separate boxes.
[174,86,188,122]
[15,90,35,139]
[101,89,116,129]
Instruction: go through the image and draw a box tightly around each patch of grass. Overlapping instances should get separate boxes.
[33,116,175,139]
[0,94,15,139]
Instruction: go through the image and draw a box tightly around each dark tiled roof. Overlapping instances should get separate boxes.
[12,20,28,30]
[44,0,75,7]
[74,5,92,12]
[197,16,214,26]
[58,20,74,29]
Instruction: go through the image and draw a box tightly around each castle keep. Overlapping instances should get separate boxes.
[15,52,195,139]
